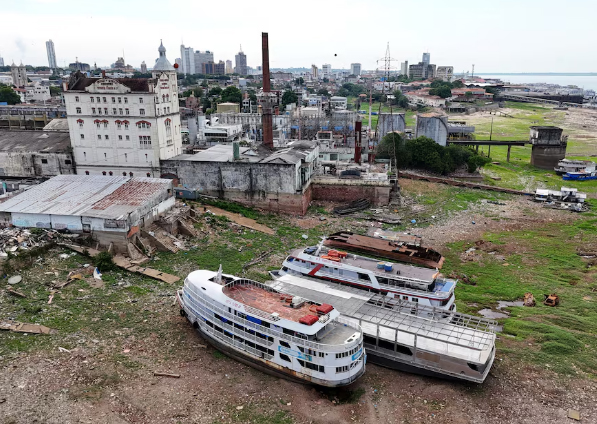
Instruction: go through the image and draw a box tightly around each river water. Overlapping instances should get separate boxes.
[477,74,597,91]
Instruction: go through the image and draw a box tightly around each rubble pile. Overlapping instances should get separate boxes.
[0,228,78,259]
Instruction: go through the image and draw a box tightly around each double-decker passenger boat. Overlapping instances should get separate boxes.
[177,269,366,387]
[274,243,456,311]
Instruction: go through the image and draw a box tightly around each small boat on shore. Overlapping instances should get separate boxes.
[177,269,366,387]
[324,231,445,269]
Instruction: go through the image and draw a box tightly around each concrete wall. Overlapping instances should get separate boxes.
[311,180,391,207]
[160,159,300,195]
[378,113,406,139]
[415,116,449,146]
[531,145,567,170]
[0,152,75,178]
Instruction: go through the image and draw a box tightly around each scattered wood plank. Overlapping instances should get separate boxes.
[153,372,181,378]
[242,250,273,271]
[199,205,275,235]
[0,321,53,334]
[6,288,27,298]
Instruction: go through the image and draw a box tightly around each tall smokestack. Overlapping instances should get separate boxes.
[355,119,362,164]
[261,32,274,149]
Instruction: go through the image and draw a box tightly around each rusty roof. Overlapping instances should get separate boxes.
[69,77,152,92]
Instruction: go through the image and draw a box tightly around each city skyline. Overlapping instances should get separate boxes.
[1,0,595,73]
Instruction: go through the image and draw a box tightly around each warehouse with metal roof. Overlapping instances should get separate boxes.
[0,175,174,250]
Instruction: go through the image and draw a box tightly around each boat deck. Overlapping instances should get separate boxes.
[292,247,439,282]
[317,321,360,345]
[224,283,318,323]
[268,274,496,352]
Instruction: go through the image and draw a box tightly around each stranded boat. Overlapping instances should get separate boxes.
[275,243,456,311]
[324,231,445,269]
[268,273,497,383]
[177,269,366,387]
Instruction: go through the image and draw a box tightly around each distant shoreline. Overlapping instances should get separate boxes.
[476,73,597,76]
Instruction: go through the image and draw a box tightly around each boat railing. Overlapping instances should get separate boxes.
[184,284,363,353]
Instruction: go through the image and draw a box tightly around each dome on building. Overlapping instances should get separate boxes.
[153,40,174,72]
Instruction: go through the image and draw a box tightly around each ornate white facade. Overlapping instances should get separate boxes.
[63,42,182,176]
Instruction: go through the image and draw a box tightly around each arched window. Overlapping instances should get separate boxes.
[109,171,113,176]
[129,172,133,177]
[146,173,151,177]
[85,171,90,175]
[102,171,106,175]
[122,172,127,176]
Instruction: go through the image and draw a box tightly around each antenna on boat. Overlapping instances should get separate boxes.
[216,264,223,284]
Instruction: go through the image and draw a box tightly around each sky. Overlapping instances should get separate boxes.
[1,0,595,73]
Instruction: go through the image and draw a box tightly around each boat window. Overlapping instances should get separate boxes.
[283,328,296,336]
[201,287,206,291]
[412,298,419,303]
[280,340,290,348]
[206,320,214,328]
[357,273,370,281]
[396,344,413,356]
[280,353,291,362]
[403,296,408,300]
[214,325,223,333]
[224,331,233,338]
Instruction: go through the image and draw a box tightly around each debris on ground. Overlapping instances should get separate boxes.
[0,320,53,334]
[544,294,560,307]
[7,275,22,285]
[567,409,580,421]
[333,198,371,215]
[195,204,274,235]
[523,292,536,307]
[6,287,27,298]
[153,372,181,378]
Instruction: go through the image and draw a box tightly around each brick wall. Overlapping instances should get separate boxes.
[311,183,390,206]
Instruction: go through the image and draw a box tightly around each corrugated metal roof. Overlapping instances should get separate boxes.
[0,175,172,219]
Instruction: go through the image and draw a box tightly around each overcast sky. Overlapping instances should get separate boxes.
[1,0,595,73]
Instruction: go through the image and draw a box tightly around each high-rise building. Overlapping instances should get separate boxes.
[11,62,28,87]
[311,64,318,79]
[46,39,57,69]
[435,66,454,82]
[350,63,361,76]
[235,48,247,75]
[63,41,182,176]
[322,64,331,78]
[180,44,195,75]
[175,58,183,73]
[422,52,430,66]
[409,62,436,80]
[225,60,233,74]
[140,61,147,73]
[194,51,214,75]
[0,56,4,67]
[400,61,409,77]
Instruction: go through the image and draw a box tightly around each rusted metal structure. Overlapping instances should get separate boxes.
[259,32,274,150]
[354,119,362,164]
[324,231,445,269]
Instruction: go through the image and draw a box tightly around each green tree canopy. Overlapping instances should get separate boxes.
[0,86,21,105]
[429,85,453,98]
[317,88,330,97]
[220,86,242,103]
[281,90,298,109]
[49,86,61,96]
[452,80,465,88]
[295,77,304,85]
[391,90,409,108]
[209,86,222,96]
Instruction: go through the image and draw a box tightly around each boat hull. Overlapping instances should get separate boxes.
[177,292,365,388]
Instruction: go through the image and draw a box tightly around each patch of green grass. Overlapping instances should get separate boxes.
[213,404,293,424]
[444,219,597,375]
[212,350,228,360]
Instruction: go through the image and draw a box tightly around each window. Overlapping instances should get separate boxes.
[146,172,151,177]
[104,108,108,114]
[96,97,100,103]
[83,152,86,158]
[118,97,121,103]
[124,123,129,129]
[126,135,130,140]
[122,172,127,176]
[117,122,121,129]
[112,108,116,114]
[102,171,106,175]
[41,159,48,164]
[118,135,122,140]
[139,97,143,103]
[140,109,145,115]
[85,171,90,175]
[97,135,101,140]
[125,108,129,115]
[98,108,102,115]
[111,97,115,103]
[92,108,96,114]
[90,97,94,103]
[65,160,71,165]
[76,107,81,114]
[129,172,133,177]
[124,97,128,103]
[162,94,165,102]
[80,134,84,139]
[75,96,79,102]
[166,94,169,102]
[104,153,107,160]
[125,153,127,162]
[139,136,151,147]
[336,366,349,373]
[279,341,290,348]
[102,97,107,102]
[103,122,108,128]
[96,123,100,128]
[79,122,84,129]
[109,171,113,176]
[105,135,109,140]
[119,108,123,115]
[157,108,160,115]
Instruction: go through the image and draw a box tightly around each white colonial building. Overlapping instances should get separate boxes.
[63,42,182,176]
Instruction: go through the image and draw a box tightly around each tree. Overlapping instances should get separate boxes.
[295,77,304,86]
[200,79,209,88]
[391,90,409,108]
[209,86,222,96]
[429,86,453,99]
[464,91,474,100]
[337,88,350,97]
[247,89,257,103]
[183,89,193,97]
[323,77,329,83]
[220,86,242,103]
[0,86,21,105]
[452,80,465,89]
[202,97,211,110]
[281,90,298,109]
[49,86,61,97]
[317,88,330,97]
